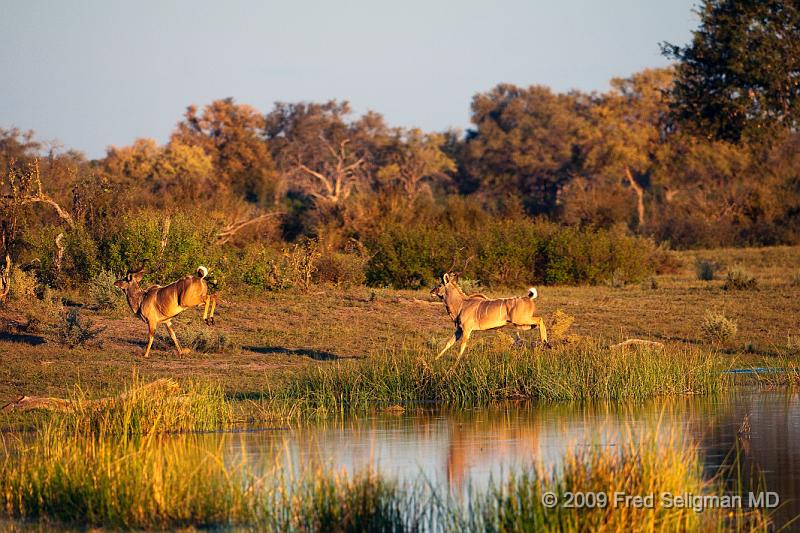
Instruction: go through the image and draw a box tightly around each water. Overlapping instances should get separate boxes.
[209,388,800,527]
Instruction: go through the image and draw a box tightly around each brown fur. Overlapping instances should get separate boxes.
[115,267,217,357]
[431,273,548,363]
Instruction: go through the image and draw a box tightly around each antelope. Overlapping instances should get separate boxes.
[431,264,548,363]
[114,264,218,357]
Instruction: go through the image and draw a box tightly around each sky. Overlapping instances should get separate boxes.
[1,0,699,159]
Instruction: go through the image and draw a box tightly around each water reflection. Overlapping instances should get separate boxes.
[206,389,800,527]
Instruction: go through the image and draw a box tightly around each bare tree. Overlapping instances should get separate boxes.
[294,138,365,206]
[0,160,74,301]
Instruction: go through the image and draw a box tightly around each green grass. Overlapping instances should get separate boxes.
[255,339,732,419]
[0,422,768,531]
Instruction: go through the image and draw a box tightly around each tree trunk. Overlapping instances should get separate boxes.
[624,166,646,229]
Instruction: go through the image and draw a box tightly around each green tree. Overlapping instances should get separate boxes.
[662,0,800,143]
[172,98,279,204]
[463,84,587,214]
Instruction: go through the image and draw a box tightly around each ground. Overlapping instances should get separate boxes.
[1,245,798,402]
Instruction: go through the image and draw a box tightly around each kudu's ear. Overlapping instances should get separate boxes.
[443,273,450,283]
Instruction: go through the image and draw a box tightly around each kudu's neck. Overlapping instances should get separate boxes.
[443,284,467,320]
[124,283,146,316]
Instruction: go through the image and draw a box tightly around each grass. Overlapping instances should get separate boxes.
[1,245,799,405]
[0,420,770,531]
[18,373,233,437]
[255,340,730,419]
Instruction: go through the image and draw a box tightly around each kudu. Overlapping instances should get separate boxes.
[114,264,217,357]
[431,260,548,363]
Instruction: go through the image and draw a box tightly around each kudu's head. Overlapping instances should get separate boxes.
[431,256,472,299]
[114,264,146,291]
[431,272,458,299]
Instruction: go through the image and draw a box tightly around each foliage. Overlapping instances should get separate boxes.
[463,84,587,213]
[51,309,105,348]
[701,311,738,344]
[366,219,656,289]
[696,258,724,281]
[62,375,231,436]
[102,210,218,284]
[181,322,235,354]
[8,266,37,301]
[314,251,368,288]
[723,267,758,290]
[88,268,127,311]
[662,0,800,143]
[172,98,280,205]
[0,426,768,532]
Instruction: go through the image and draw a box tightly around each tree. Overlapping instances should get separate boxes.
[662,0,800,143]
[265,101,383,208]
[102,138,216,206]
[376,128,455,200]
[172,98,279,204]
[463,84,587,214]
[580,69,675,229]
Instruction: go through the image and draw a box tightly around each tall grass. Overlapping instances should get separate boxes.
[60,374,231,436]
[0,423,768,531]
[260,340,731,419]
[471,429,767,532]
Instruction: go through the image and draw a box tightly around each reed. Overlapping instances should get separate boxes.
[260,339,731,418]
[0,423,768,531]
[59,373,231,436]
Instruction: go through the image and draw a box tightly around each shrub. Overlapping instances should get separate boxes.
[52,309,105,348]
[63,224,101,282]
[102,210,218,284]
[695,258,723,281]
[9,266,38,302]
[314,252,368,287]
[183,324,235,354]
[365,219,656,289]
[19,287,63,334]
[701,311,737,344]
[88,269,127,311]
[722,267,758,290]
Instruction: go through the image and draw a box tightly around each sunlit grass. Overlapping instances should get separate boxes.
[0,422,768,531]
[257,339,732,419]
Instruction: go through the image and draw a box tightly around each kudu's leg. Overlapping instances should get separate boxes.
[143,322,157,358]
[203,295,217,325]
[165,320,188,355]
[436,327,462,359]
[532,317,549,346]
[454,328,473,362]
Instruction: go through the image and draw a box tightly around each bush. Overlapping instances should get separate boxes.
[365,219,656,289]
[695,259,723,281]
[158,320,235,353]
[102,210,219,284]
[18,286,63,334]
[184,325,235,354]
[88,269,127,311]
[722,267,758,290]
[52,309,105,348]
[314,252,368,288]
[63,225,101,282]
[9,267,38,302]
[701,311,738,344]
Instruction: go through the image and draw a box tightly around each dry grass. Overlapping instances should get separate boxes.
[0,246,799,405]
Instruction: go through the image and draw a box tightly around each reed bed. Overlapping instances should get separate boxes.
[259,339,731,419]
[63,375,232,437]
[0,423,768,531]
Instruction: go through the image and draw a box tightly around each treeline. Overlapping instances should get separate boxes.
[1,65,798,290]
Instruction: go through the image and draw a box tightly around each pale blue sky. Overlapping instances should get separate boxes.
[1,0,698,159]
